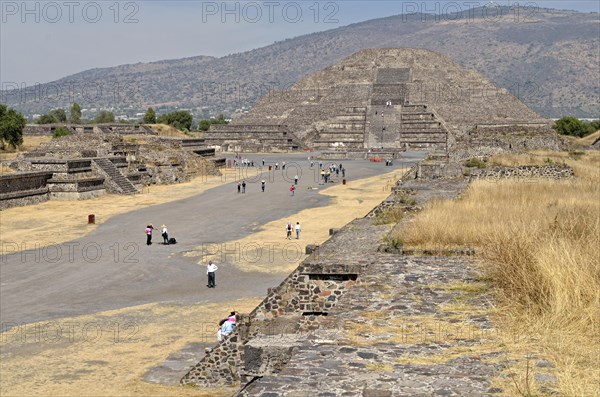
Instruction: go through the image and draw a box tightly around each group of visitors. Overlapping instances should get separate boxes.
[145,224,172,245]
[232,154,255,167]
[273,161,287,170]
[237,180,247,193]
[286,221,301,239]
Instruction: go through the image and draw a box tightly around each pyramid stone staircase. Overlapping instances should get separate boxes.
[312,107,367,150]
[92,158,138,194]
[202,124,305,152]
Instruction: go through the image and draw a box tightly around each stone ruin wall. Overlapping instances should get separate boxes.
[23,124,156,136]
[0,171,53,209]
[450,124,566,161]
[1,134,221,209]
[181,261,359,387]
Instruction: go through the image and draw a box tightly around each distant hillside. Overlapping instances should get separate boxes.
[2,6,598,119]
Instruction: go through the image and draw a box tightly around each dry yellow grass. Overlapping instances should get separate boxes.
[574,129,600,146]
[145,124,190,137]
[0,135,52,160]
[393,150,600,396]
[0,298,260,397]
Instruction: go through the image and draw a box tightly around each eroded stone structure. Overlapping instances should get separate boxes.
[0,133,222,209]
[203,48,557,155]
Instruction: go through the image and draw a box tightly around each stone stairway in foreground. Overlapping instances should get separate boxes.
[92,158,138,194]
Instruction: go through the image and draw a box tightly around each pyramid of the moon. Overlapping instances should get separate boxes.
[202,48,548,152]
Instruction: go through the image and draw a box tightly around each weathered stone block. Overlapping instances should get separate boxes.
[244,335,302,376]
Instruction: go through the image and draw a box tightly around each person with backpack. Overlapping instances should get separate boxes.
[286,222,293,240]
[161,224,169,245]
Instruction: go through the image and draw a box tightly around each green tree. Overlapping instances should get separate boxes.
[197,114,228,131]
[37,108,67,124]
[49,108,67,122]
[143,107,156,124]
[553,116,595,138]
[37,114,58,124]
[53,127,71,138]
[197,119,212,131]
[156,111,192,131]
[70,103,82,124]
[94,111,115,124]
[0,104,26,149]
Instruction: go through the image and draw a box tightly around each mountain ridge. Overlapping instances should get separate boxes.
[2,6,598,119]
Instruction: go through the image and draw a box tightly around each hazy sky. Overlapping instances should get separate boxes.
[1,1,598,85]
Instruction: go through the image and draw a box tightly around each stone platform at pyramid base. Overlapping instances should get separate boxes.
[319,149,407,161]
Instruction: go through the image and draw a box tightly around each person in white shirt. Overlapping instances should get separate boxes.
[295,222,301,239]
[206,261,218,288]
[161,224,169,245]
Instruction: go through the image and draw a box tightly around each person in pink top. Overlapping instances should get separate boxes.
[145,224,156,245]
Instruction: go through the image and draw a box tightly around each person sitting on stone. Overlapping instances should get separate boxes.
[217,316,236,342]
[227,309,238,323]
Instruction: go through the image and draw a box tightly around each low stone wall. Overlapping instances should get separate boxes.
[180,330,245,387]
[451,131,567,161]
[320,151,367,160]
[23,124,156,136]
[409,160,574,182]
[47,177,105,193]
[0,171,53,209]
[468,164,574,180]
[49,189,106,200]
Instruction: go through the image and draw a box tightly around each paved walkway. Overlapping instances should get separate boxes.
[1,152,424,326]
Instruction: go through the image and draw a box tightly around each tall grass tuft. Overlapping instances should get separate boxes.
[394,151,600,395]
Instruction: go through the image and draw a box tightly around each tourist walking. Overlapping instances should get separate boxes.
[161,224,169,245]
[145,224,156,245]
[237,182,241,194]
[290,185,295,196]
[262,158,265,166]
[294,174,299,185]
[286,222,293,240]
[261,180,266,192]
[242,180,246,193]
[206,261,218,288]
[295,222,301,239]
